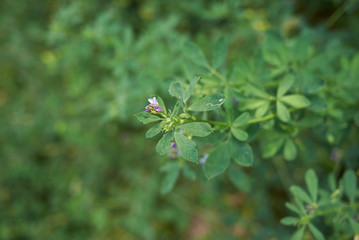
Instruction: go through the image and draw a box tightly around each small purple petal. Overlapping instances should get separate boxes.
[148,97,158,105]
[153,105,163,112]
[199,153,209,165]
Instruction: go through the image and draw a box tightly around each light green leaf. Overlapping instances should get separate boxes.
[233,112,251,127]
[145,123,162,138]
[290,186,312,204]
[229,137,253,166]
[281,95,311,108]
[343,169,357,203]
[160,164,180,194]
[184,76,201,102]
[204,142,230,179]
[182,165,196,180]
[308,223,325,240]
[189,93,225,111]
[285,202,302,215]
[156,131,174,155]
[231,127,248,141]
[169,81,184,101]
[277,75,295,97]
[262,136,285,158]
[281,217,299,226]
[291,226,305,240]
[246,84,269,99]
[277,101,290,122]
[255,102,270,118]
[135,111,161,124]
[284,138,297,161]
[242,99,268,110]
[174,132,198,162]
[183,42,208,67]
[228,167,251,193]
[213,37,227,69]
[305,169,318,202]
[171,101,180,118]
[179,122,212,137]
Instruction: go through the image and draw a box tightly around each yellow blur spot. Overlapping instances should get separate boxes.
[252,20,270,32]
[41,50,58,71]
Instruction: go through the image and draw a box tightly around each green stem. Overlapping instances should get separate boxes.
[206,64,227,83]
[325,3,346,29]
[188,118,229,126]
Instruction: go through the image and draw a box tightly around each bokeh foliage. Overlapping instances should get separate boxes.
[0,0,358,239]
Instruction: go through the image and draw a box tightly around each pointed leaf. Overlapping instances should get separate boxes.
[255,102,270,118]
[156,96,167,114]
[204,142,230,179]
[179,122,212,137]
[229,137,253,166]
[277,75,295,97]
[281,95,311,108]
[183,42,208,67]
[285,202,302,215]
[281,217,299,226]
[189,93,225,111]
[277,101,290,122]
[284,138,297,161]
[305,169,318,202]
[291,226,306,240]
[169,81,184,101]
[308,223,325,240]
[174,132,198,162]
[156,131,174,155]
[145,123,162,138]
[213,37,227,69]
[184,76,201,102]
[231,127,248,141]
[233,112,251,127]
[290,186,312,204]
[135,111,161,124]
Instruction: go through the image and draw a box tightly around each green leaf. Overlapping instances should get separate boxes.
[189,93,225,111]
[291,226,306,240]
[229,137,254,166]
[277,101,290,122]
[305,169,318,202]
[255,102,270,118]
[280,217,299,226]
[285,202,302,215]
[308,223,325,240]
[171,101,180,118]
[156,96,167,114]
[290,186,312,204]
[281,94,311,108]
[246,84,269,99]
[179,122,212,137]
[204,142,230,179]
[277,75,295,97]
[349,217,359,234]
[213,37,227,69]
[182,165,196,180]
[145,123,162,138]
[233,112,251,127]
[262,136,285,158]
[156,131,174,155]
[183,42,208,67]
[284,139,297,161]
[231,127,248,141]
[174,132,198,162]
[135,111,161,124]
[242,99,268,110]
[169,81,184,101]
[160,164,180,194]
[343,169,357,203]
[228,167,251,193]
[184,76,201,102]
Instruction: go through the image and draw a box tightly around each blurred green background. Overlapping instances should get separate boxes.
[1,0,358,239]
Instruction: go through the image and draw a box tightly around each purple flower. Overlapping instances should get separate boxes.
[168,141,180,159]
[199,153,209,165]
[145,97,163,113]
[306,203,318,213]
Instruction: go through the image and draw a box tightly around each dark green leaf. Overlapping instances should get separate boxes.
[145,123,162,138]
[229,137,254,166]
[285,202,302,215]
[308,223,325,240]
[171,101,180,118]
[182,165,196,180]
[156,131,174,155]
[179,122,212,137]
[169,81,184,101]
[291,226,305,240]
[184,76,201,102]
[349,217,359,234]
[160,164,180,194]
[290,186,312,204]
[156,96,167,114]
[305,169,318,202]
[281,217,299,226]
[189,93,225,111]
[204,142,230,179]
[174,132,198,162]
[343,169,357,203]
[213,37,227,69]
[135,111,161,124]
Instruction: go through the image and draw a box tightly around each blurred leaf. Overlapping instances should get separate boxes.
[349,217,359,234]
[285,202,302,215]
[169,81,184,105]
[179,122,212,137]
[145,123,162,138]
[343,169,357,203]
[255,102,270,118]
[183,42,208,67]
[231,127,248,141]
[308,223,325,240]
[171,101,180,118]
[160,164,180,194]
[277,75,295,97]
[204,142,230,179]
[277,101,290,122]
[184,76,201,102]
[182,165,196,180]
[291,226,305,240]
[156,96,167,114]
[233,112,250,127]
[228,167,251,192]
[246,84,269,99]
[284,138,297,161]
[281,95,311,108]
[174,132,198,162]
[135,111,161,124]
[189,93,225,111]
[290,186,312,204]
[229,137,254,166]
[156,131,174,155]
[281,217,299,226]
[262,136,285,158]
[305,169,318,202]
[213,37,227,69]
